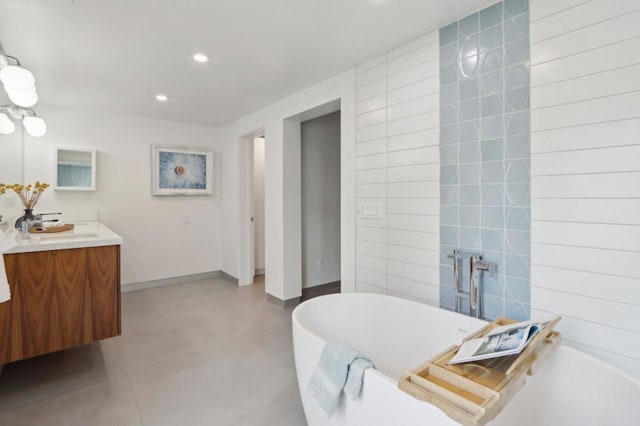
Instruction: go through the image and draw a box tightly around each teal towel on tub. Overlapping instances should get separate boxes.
[307,343,375,417]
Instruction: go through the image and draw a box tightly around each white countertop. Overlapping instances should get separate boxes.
[3,222,123,254]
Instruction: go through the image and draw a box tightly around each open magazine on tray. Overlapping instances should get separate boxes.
[447,316,560,365]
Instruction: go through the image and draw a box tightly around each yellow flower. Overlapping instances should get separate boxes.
[2,182,49,208]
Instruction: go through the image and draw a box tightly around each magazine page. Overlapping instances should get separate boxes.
[473,324,538,357]
[487,318,540,337]
[447,316,560,365]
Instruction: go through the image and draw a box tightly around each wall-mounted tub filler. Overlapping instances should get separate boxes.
[447,249,496,319]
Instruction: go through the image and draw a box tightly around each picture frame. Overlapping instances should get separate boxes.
[151,145,214,196]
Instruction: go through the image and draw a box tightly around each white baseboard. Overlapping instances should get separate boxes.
[266,293,300,308]
[122,271,223,293]
[221,271,239,284]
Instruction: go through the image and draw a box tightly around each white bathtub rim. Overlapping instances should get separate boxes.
[292,292,640,389]
[556,343,640,388]
[292,291,486,334]
[292,294,400,386]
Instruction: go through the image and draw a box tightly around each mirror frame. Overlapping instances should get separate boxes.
[54,148,97,191]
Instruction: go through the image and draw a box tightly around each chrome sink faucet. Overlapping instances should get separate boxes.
[21,219,34,239]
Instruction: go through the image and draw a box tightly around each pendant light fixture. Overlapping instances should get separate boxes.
[0,50,46,137]
[23,115,46,137]
[0,112,16,134]
[0,105,46,137]
[0,57,38,108]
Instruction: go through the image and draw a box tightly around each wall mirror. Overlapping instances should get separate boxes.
[54,148,97,191]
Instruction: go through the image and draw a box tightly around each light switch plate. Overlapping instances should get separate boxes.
[361,203,382,219]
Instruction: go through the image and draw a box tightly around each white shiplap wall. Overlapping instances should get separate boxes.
[354,31,440,305]
[530,0,640,378]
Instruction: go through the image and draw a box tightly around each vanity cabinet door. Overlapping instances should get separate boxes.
[85,245,120,340]
[0,245,120,364]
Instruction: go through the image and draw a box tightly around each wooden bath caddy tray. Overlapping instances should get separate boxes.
[30,224,74,233]
[398,317,561,426]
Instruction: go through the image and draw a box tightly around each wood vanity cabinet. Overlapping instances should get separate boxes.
[0,245,121,364]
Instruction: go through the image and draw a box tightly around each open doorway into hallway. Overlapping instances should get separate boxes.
[238,99,346,305]
[299,111,341,302]
[252,136,266,284]
[237,129,266,288]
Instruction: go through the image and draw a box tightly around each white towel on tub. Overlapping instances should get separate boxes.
[0,230,13,303]
[307,343,374,417]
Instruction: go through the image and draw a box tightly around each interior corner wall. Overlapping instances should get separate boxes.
[301,111,341,289]
[283,119,302,299]
[529,0,640,379]
[9,104,222,287]
[353,31,441,306]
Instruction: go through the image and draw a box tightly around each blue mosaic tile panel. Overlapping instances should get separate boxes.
[439,0,530,321]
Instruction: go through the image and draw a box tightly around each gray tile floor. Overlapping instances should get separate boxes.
[0,276,307,426]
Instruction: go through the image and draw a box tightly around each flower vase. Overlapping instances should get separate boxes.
[15,209,38,230]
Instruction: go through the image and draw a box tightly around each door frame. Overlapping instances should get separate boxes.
[238,129,264,286]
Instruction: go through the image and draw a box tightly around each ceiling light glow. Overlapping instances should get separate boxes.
[23,115,47,137]
[0,65,35,91]
[8,87,38,107]
[0,53,45,136]
[193,53,209,63]
[0,113,15,135]
[155,94,168,102]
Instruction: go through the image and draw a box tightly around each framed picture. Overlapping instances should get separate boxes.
[151,145,214,196]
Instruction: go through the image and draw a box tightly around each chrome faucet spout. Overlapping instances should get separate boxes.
[472,259,496,275]
[448,250,497,319]
[469,256,497,319]
[21,219,34,239]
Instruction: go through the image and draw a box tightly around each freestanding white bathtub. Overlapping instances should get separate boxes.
[293,293,640,426]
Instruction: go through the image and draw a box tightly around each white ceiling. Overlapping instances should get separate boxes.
[0,0,494,127]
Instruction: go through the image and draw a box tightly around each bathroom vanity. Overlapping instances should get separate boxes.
[0,223,122,365]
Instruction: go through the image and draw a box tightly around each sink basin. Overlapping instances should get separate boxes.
[36,232,99,240]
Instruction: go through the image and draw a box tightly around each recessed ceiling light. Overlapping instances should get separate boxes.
[155,94,168,102]
[193,53,209,63]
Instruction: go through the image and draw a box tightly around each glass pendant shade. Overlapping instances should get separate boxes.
[8,86,38,107]
[0,65,35,91]
[0,112,15,134]
[23,115,46,137]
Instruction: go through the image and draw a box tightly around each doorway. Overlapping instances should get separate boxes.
[238,129,265,287]
[252,136,266,285]
[238,98,347,303]
[300,111,341,301]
